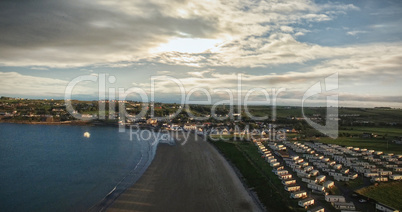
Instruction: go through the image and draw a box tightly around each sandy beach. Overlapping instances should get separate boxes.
[107,134,262,212]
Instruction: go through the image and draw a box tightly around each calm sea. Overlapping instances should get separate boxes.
[0,123,157,212]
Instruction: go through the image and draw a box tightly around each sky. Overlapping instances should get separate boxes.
[0,0,401,107]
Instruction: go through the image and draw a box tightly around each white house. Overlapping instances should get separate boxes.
[183,124,197,131]
[310,170,319,176]
[307,183,325,191]
[298,197,315,208]
[371,177,388,182]
[316,175,326,182]
[302,178,317,184]
[285,185,301,192]
[364,172,380,177]
[282,179,296,185]
[304,166,314,172]
[275,170,289,176]
[279,174,293,180]
[375,202,400,212]
[307,206,325,212]
[270,162,280,167]
[325,195,345,203]
[333,164,342,170]
[290,190,308,199]
[389,175,402,180]
[297,172,311,178]
[333,202,355,211]
[334,175,350,182]
[323,181,335,189]
[269,158,278,163]
[380,171,393,176]
[394,167,402,172]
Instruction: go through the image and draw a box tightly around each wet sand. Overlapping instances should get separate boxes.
[107,134,262,212]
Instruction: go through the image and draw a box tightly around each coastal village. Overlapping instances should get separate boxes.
[1,97,402,211]
[254,139,401,211]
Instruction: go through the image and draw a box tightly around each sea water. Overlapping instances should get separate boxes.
[0,123,164,212]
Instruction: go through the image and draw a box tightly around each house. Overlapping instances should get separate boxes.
[274,166,284,171]
[221,128,229,135]
[394,140,402,145]
[183,124,197,131]
[325,195,345,203]
[285,185,301,192]
[275,170,289,176]
[371,177,388,182]
[341,169,350,174]
[292,156,300,161]
[362,132,373,138]
[380,171,393,176]
[279,174,293,180]
[390,175,402,180]
[290,190,308,199]
[332,202,355,210]
[281,127,297,133]
[393,167,402,172]
[298,197,315,208]
[270,162,280,167]
[376,202,400,212]
[316,175,326,182]
[307,183,325,191]
[269,158,278,163]
[304,166,314,172]
[334,175,350,182]
[364,172,380,177]
[328,172,342,177]
[307,206,325,212]
[302,178,317,184]
[323,181,335,189]
[333,164,342,170]
[310,170,320,176]
[282,179,296,185]
[146,118,157,125]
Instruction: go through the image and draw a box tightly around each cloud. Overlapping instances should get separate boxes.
[156,70,172,75]
[30,67,49,71]
[0,72,97,97]
[146,41,402,106]
[0,0,360,68]
[2,0,400,108]
[347,30,368,36]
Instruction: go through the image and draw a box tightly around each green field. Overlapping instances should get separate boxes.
[356,181,402,210]
[339,126,402,137]
[238,106,402,124]
[212,141,302,212]
[311,137,402,155]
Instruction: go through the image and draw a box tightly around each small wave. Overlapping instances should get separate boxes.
[89,131,175,212]
[106,187,116,197]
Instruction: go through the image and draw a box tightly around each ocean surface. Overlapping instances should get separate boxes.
[0,123,166,212]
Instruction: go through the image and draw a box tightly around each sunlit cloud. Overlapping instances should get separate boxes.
[151,38,224,54]
[0,0,401,107]
[0,72,97,97]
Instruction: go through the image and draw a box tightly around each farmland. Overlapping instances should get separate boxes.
[356,181,402,210]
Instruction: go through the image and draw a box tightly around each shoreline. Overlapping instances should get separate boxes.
[209,141,266,211]
[106,133,262,212]
[1,122,264,211]
[89,134,162,212]
[0,120,95,126]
